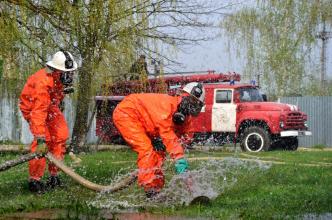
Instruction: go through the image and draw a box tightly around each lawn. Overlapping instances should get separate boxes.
[0,148,331,219]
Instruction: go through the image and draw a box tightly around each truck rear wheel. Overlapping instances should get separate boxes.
[240,126,271,152]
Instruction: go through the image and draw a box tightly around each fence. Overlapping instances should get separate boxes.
[0,95,98,144]
[279,96,332,147]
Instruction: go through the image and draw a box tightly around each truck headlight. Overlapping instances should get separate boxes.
[280,115,285,128]
[280,121,284,128]
[304,121,308,128]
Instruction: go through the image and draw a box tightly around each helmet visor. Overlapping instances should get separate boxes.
[187,96,204,116]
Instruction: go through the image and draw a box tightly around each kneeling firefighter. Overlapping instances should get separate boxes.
[113,82,205,198]
[19,51,78,193]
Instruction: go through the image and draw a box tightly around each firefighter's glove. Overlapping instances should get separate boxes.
[36,137,47,154]
[152,137,166,151]
[174,158,188,174]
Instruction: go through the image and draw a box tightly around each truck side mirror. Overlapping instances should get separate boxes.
[262,94,267,102]
[234,91,240,103]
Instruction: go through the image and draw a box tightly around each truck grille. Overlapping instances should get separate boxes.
[284,112,306,130]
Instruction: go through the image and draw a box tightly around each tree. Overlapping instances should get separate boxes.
[0,0,230,150]
[0,59,3,81]
[221,0,332,98]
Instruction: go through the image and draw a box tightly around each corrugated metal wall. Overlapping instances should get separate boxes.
[279,96,332,147]
[0,96,98,144]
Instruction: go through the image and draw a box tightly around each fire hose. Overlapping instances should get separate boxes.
[0,152,137,192]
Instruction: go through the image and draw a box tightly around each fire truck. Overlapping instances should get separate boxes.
[95,71,312,152]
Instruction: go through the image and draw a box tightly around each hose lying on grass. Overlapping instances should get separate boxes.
[0,152,43,172]
[0,152,137,192]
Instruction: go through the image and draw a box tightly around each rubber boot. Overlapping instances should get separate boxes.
[46,175,62,189]
[28,179,45,194]
[145,189,160,199]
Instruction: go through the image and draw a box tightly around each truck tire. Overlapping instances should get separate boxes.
[283,137,298,151]
[240,126,271,152]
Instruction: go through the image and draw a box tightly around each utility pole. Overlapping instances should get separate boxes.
[316,20,332,90]
[257,73,261,88]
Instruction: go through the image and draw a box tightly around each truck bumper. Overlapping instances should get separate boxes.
[280,130,312,137]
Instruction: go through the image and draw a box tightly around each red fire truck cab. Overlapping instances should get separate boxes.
[95,71,311,152]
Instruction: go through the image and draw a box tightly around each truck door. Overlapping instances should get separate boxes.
[212,89,237,132]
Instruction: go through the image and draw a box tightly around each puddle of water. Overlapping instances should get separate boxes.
[2,209,208,220]
[103,211,208,220]
[5,209,331,220]
[1,209,66,220]
[88,157,271,211]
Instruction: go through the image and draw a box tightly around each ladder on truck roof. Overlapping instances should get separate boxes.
[149,70,241,84]
[98,71,241,97]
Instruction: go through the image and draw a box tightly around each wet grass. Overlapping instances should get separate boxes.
[0,149,331,219]
[160,163,332,219]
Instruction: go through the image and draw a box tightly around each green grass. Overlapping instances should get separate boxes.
[0,149,331,219]
[311,144,328,150]
[0,140,23,145]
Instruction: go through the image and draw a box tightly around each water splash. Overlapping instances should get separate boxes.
[153,157,271,206]
[88,186,146,212]
[88,157,271,210]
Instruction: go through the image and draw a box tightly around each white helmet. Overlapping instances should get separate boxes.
[46,51,78,72]
[182,82,205,103]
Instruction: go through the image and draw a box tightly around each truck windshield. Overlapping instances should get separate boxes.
[238,87,264,102]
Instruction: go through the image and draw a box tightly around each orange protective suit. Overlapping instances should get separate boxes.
[113,93,193,192]
[19,68,69,180]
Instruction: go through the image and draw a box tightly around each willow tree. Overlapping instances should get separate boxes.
[0,0,228,150]
[222,0,332,98]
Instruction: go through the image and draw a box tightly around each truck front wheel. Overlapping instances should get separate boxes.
[240,126,271,152]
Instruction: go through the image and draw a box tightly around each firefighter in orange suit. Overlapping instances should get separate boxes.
[19,51,77,193]
[113,82,205,198]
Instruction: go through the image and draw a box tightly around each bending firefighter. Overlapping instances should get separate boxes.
[113,82,205,198]
[19,51,77,193]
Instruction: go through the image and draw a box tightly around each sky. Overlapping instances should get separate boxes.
[171,33,245,74]
[164,1,332,80]
[173,31,332,78]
